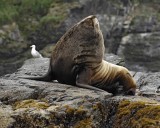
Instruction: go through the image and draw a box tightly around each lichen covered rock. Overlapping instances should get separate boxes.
[114,99,160,128]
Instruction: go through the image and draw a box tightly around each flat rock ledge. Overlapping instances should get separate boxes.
[0,55,160,128]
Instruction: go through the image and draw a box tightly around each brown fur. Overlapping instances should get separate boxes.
[91,60,136,95]
[20,15,136,95]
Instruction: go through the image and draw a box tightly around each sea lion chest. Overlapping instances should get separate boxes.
[91,60,121,88]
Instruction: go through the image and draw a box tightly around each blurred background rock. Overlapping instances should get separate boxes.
[0,0,160,76]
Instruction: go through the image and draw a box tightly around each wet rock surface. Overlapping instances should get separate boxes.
[0,55,159,127]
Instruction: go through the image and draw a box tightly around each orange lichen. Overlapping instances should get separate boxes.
[13,99,49,110]
[74,118,92,128]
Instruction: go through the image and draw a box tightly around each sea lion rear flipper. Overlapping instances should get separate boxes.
[76,68,103,91]
[18,67,55,82]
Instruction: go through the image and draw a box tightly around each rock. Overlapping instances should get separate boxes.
[0,55,159,127]
[104,53,125,66]
[64,0,132,53]
[136,72,160,102]
[0,22,28,76]
[129,15,160,33]
[117,32,160,72]
[0,104,14,128]
[0,37,3,45]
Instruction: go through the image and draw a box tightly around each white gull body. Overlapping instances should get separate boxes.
[30,45,43,58]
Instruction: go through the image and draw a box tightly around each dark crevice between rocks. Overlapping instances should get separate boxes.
[105,100,121,128]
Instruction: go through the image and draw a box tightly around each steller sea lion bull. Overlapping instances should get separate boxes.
[20,15,136,95]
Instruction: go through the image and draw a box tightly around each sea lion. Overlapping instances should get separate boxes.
[20,15,136,95]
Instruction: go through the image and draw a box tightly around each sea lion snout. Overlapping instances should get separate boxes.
[88,15,100,28]
[79,15,99,28]
[125,88,136,95]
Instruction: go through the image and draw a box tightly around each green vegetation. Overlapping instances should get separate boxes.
[0,0,79,45]
[0,0,54,26]
[40,1,79,26]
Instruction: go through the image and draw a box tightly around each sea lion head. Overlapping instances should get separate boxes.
[74,15,105,59]
[52,15,105,68]
[75,15,102,39]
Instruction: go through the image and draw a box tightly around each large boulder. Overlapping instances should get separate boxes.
[117,15,160,72]
[135,72,160,101]
[0,54,159,127]
[0,23,29,76]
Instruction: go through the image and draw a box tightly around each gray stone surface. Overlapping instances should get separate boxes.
[117,32,160,72]
[136,72,160,101]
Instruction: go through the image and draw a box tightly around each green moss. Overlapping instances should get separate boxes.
[0,0,54,26]
[0,7,18,26]
[40,15,65,27]
[0,0,55,25]
[40,1,79,27]
[0,0,75,38]
[17,0,53,16]
[74,118,92,128]
[13,99,50,110]
[114,100,160,128]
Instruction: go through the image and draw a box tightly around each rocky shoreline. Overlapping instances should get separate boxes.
[0,54,159,127]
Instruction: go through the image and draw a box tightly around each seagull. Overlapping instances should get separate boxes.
[30,45,43,58]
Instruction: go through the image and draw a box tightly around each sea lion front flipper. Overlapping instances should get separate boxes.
[117,69,136,95]
[76,68,103,91]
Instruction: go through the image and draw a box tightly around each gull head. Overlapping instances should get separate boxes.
[30,45,36,48]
